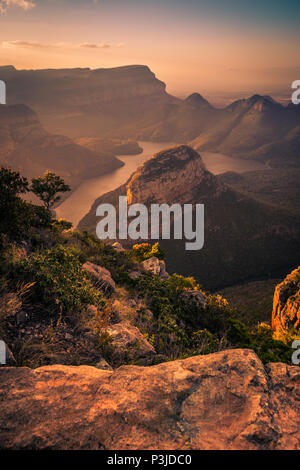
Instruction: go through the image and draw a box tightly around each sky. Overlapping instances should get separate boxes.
[0,0,299,104]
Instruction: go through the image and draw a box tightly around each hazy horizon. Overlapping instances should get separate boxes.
[0,0,299,105]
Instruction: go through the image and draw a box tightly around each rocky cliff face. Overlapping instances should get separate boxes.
[0,104,123,185]
[79,145,300,289]
[272,266,300,333]
[1,349,299,450]
[126,145,223,205]
[0,65,178,138]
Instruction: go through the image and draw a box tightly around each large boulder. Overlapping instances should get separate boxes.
[82,262,115,295]
[141,257,169,279]
[0,349,300,450]
[272,266,300,332]
[107,320,156,364]
[180,289,208,310]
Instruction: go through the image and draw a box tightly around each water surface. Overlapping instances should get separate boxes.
[56,141,177,226]
[56,142,265,226]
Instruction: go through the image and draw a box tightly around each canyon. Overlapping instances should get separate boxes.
[0,103,123,189]
[79,145,300,289]
[1,65,299,169]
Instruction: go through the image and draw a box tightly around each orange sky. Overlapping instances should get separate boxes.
[0,0,299,104]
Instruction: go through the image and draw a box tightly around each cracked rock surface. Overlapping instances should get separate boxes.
[0,349,299,450]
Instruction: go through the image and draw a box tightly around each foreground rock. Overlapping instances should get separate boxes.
[180,289,207,310]
[272,266,300,332]
[82,262,115,295]
[142,257,169,279]
[107,320,156,364]
[1,349,299,450]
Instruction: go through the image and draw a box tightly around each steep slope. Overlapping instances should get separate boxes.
[0,65,179,138]
[1,349,300,450]
[79,145,300,289]
[191,95,300,166]
[218,168,300,215]
[272,266,300,333]
[0,104,123,186]
[137,93,218,142]
[243,125,300,167]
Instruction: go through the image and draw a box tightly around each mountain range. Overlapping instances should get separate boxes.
[0,65,178,139]
[1,64,299,168]
[0,103,124,189]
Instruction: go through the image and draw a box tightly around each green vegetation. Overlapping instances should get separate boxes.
[218,277,283,326]
[132,242,165,262]
[0,167,298,369]
[31,170,70,210]
[14,245,105,317]
[0,167,51,245]
[116,266,297,364]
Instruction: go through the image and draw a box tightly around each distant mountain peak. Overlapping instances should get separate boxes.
[184,93,212,108]
[247,94,281,108]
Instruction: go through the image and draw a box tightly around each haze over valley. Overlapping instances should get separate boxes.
[1,0,300,451]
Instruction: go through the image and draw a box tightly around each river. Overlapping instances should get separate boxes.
[55,141,265,227]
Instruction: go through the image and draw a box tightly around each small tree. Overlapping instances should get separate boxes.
[0,167,28,201]
[31,171,70,211]
[0,167,29,240]
[0,167,50,243]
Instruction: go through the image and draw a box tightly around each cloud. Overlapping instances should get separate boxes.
[0,0,35,14]
[0,0,101,14]
[79,42,111,49]
[2,40,50,48]
[1,40,117,50]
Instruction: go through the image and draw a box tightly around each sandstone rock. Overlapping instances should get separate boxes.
[107,320,156,362]
[79,144,300,291]
[82,262,115,295]
[272,266,300,332]
[180,289,208,310]
[142,257,169,279]
[126,145,213,206]
[0,349,299,450]
[112,242,125,252]
[95,357,113,371]
[128,270,142,280]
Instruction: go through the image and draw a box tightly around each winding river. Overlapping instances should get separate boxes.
[56,141,265,227]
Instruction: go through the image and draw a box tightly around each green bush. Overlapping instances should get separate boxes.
[14,245,105,317]
[0,167,51,246]
[132,242,165,262]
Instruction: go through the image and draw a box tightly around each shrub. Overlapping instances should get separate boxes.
[51,218,73,232]
[0,167,51,244]
[14,245,105,318]
[132,242,165,262]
